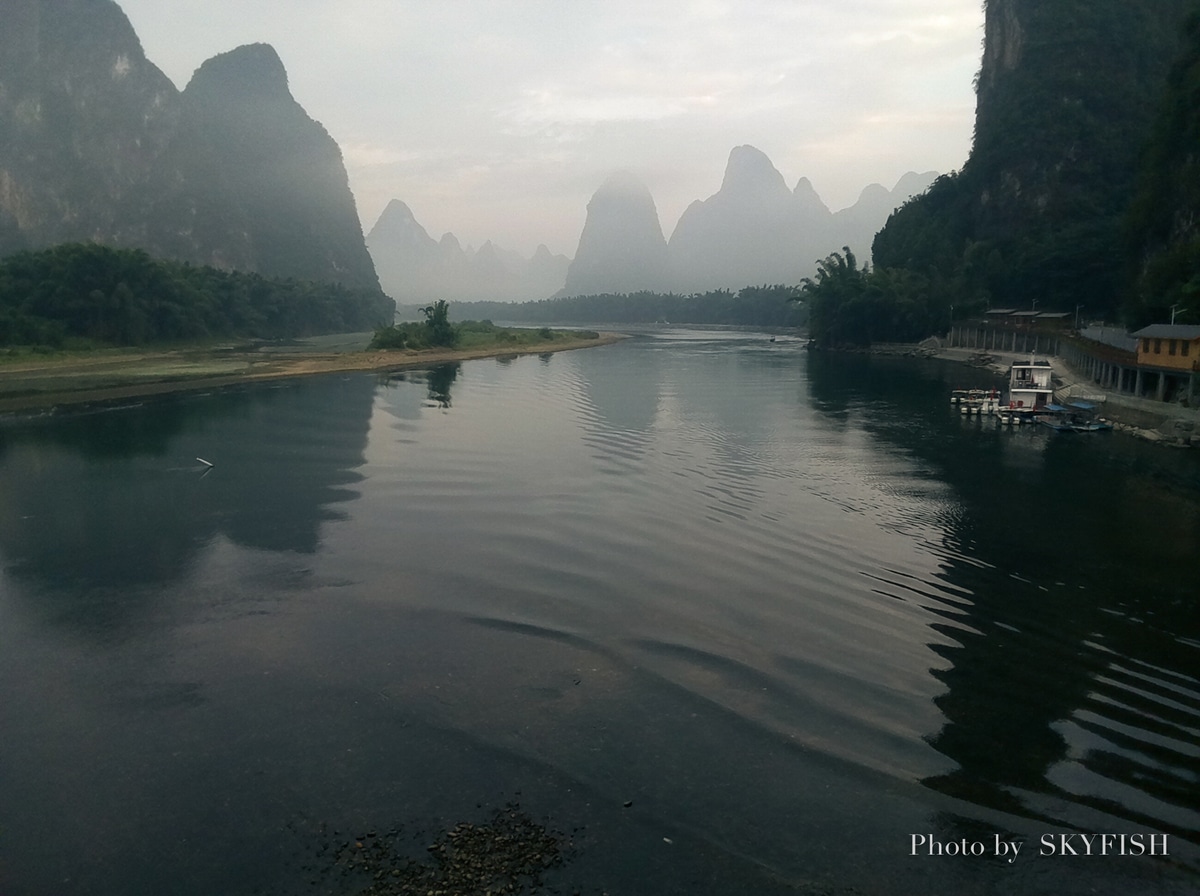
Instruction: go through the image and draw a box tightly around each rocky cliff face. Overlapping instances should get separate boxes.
[168,44,378,288]
[873,0,1195,314]
[969,0,1192,237]
[1124,10,1200,324]
[0,1,379,291]
[0,0,180,253]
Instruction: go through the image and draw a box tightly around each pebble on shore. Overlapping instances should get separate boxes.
[300,802,570,896]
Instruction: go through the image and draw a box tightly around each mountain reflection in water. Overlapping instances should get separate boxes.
[0,330,1196,896]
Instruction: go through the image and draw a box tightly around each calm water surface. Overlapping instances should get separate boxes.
[1,328,1197,895]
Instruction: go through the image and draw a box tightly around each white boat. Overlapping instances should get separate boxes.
[997,406,1042,425]
[998,357,1054,425]
[956,388,1001,415]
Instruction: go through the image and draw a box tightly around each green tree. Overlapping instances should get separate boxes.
[1124,9,1200,326]
[421,299,458,348]
[801,249,871,346]
[0,242,394,347]
[873,1,1195,321]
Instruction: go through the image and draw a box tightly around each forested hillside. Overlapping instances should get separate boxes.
[1,4,379,292]
[446,285,804,328]
[0,243,394,347]
[858,0,1198,342]
[1125,10,1200,326]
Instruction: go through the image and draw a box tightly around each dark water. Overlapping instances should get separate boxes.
[1,328,1197,895]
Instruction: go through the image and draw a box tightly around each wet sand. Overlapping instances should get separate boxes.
[0,331,626,414]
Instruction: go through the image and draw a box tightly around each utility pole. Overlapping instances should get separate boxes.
[1170,304,1187,324]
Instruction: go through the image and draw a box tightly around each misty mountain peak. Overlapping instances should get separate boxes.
[592,170,657,204]
[856,182,892,205]
[892,170,939,202]
[185,43,291,103]
[719,145,790,204]
[793,176,831,215]
[837,173,936,220]
[666,147,936,291]
[577,170,666,249]
[563,170,668,295]
[366,199,434,251]
[667,146,810,291]
[366,203,568,302]
[374,199,417,227]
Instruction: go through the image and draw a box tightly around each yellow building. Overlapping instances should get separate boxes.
[1132,324,1200,404]
[1134,324,1200,370]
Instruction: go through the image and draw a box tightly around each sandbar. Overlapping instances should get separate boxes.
[0,331,627,414]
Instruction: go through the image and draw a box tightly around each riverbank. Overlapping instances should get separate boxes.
[0,330,626,415]
[925,342,1200,446]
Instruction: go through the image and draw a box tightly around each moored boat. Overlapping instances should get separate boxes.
[1036,401,1114,433]
[1007,356,1054,407]
[997,406,1041,426]
[954,388,1001,415]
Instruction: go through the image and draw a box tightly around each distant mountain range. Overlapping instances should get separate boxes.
[365,200,570,304]
[1,1,937,310]
[0,0,380,293]
[572,147,936,297]
[368,147,936,302]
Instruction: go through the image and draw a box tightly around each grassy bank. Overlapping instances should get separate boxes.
[0,327,623,414]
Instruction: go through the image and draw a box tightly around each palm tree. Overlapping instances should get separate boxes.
[801,248,870,346]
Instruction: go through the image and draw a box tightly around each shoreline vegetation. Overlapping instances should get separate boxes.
[0,244,625,415]
[0,328,625,415]
[8,322,1195,446]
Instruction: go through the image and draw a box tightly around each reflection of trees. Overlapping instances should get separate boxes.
[0,395,199,460]
[378,363,460,412]
[425,362,459,408]
[0,375,376,631]
[807,351,1200,841]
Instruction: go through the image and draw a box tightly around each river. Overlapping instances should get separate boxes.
[1,327,1196,895]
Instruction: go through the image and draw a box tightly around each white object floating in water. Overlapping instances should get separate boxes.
[196,457,214,468]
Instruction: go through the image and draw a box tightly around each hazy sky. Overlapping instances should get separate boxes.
[117,1,984,258]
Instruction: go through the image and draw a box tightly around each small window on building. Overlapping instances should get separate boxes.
[1155,339,1162,353]
[1184,341,1192,357]
[1169,340,1177,356]
[1142,338,1150,352]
